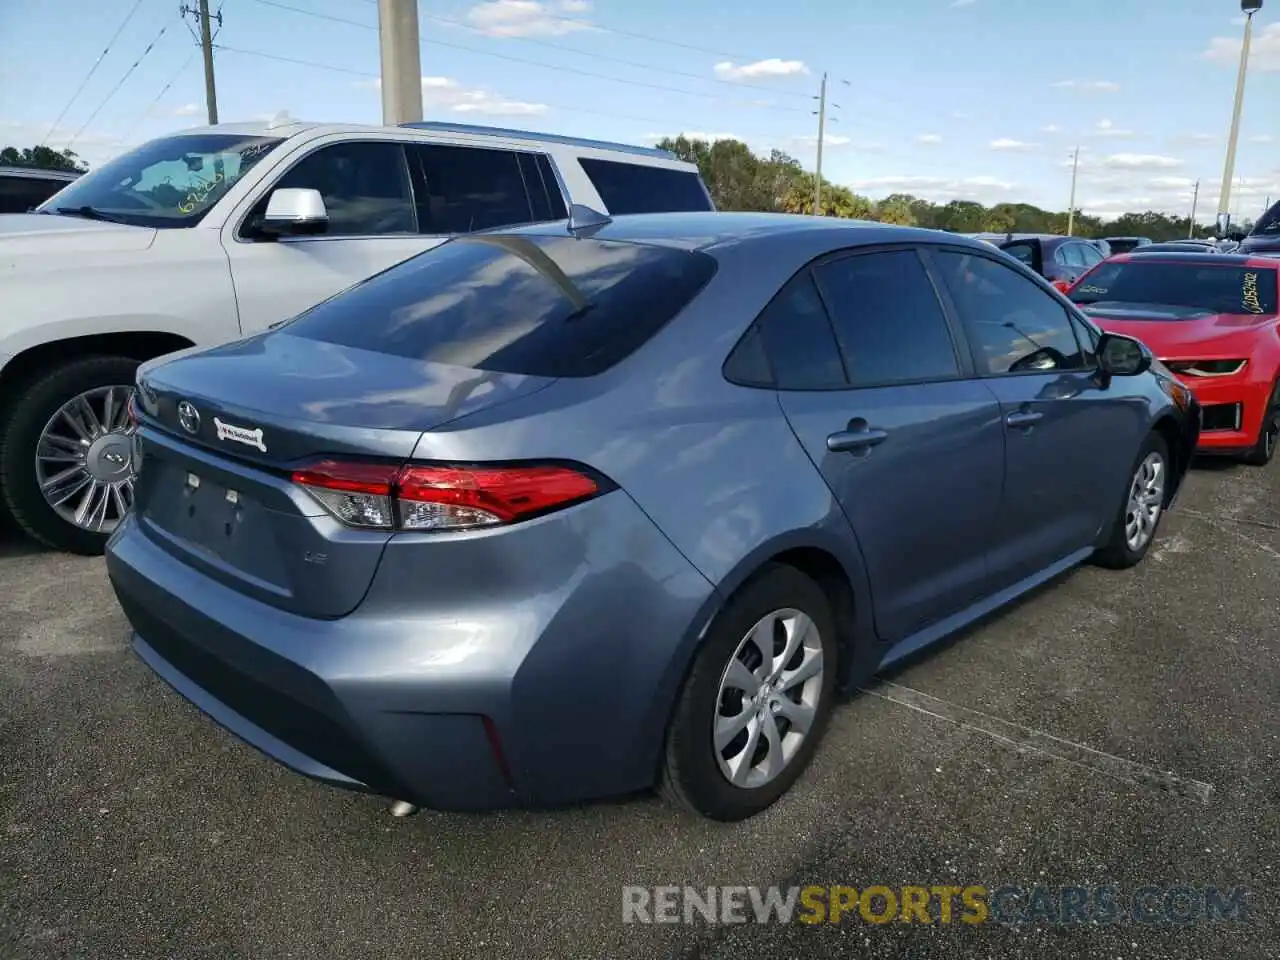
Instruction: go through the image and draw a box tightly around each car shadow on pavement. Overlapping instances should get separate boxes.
[0,524,50,559]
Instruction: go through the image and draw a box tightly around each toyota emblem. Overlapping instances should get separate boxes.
[177,400,201,435]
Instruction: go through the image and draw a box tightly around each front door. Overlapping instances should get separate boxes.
[220,140,440,335]
[760,248,1005,643]
[928,247,1138,589]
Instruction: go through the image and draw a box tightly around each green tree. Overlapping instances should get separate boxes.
[0,145,89,173]
[874,194,917,225]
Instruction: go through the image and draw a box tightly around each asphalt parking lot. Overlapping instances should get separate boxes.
[2,459,1279,959]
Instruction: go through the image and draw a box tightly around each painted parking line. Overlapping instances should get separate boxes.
[861,680,1214,805]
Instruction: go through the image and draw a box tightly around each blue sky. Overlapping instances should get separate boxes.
[2,0,1278,222]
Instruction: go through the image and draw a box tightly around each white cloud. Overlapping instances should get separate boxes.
[916,133,943,145]
[359,76,547,116]
[990,138,1039,152]
[1202,22,1280,72]
[789,133,853,148]
[1100,153,1184,170]
[713,58,809,80]
[1041,123,1060,133]
[850,174,1018,203]
[172,103,202,118]
[465,0,595,38]
[1051,79,1121,92]
[1092,118,1134,138]
[1148,176,1197,190]
[950,0,977,7]
[643,131,740,143]
[1250,134,1275,144]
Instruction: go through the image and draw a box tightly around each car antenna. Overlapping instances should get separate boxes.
[567,203,612,237]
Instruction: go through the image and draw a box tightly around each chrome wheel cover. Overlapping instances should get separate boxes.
[713,608,825,790]
[34,385,137,534]
[1124,450,1165,552]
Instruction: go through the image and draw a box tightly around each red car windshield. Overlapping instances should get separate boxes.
[1070,260,1278,316]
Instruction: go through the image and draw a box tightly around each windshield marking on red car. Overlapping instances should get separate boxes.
[1242,272,1264,315]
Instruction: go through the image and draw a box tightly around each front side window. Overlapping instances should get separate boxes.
[935,250,1091,375]
[265,141,415,236]
[35,133,282,228]
[410,144,537,234]
[812,250,960,386]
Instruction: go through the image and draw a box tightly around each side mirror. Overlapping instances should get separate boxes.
[259,188,328,238]
[1096,332,1151,377]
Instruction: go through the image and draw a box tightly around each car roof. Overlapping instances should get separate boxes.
[161,119,681,162]
[0,165,81,181]
[1117,251,1279,269]
[495,211,990,253]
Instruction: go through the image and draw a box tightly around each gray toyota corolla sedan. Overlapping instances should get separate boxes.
[106,211,1200,821]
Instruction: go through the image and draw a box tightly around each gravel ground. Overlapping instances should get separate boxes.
[1,460,1277,959]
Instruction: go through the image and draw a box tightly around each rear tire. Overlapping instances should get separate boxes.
[0,356,140,555]
[1092,432,1170,570]
[661,564,839,821]
[1238,382,1280,467]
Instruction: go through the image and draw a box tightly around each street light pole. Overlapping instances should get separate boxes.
[1216,0,1262,234]
[1189,179,1200,237]
[1066,145,1080,236]
[378,0,423,125]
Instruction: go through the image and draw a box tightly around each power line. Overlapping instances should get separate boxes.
[243,0,810,114]
[68,17,181,150]
[212,43,789,136]
[120,50,200,141]
[42,0,148,144]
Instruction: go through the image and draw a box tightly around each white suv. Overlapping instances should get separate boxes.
[0,118,713,553]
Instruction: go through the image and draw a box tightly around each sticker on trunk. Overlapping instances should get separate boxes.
[213,417,267,453]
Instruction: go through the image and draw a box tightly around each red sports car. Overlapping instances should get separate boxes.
[1066,252,1280,464]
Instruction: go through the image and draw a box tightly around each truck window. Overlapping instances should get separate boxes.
[577,158,713,214]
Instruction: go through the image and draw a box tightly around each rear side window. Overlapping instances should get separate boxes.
[578,158,712,214]
[283,235,717,377]
[409,144,536,233]
[0,174,67,213]
[813,250,960,386]
[750,273,848,390]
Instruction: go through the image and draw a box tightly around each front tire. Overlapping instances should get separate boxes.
[0,356,140,555]
[661,564,839,821]
[1092,432,1170,570]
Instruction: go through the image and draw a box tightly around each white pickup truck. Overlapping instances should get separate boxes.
[0,118,713,553]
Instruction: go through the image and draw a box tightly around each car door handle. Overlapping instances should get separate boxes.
[1005,411,1044,428]
[827,427,888,452]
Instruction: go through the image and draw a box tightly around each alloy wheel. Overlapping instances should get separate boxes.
[34,385,137,534]
[1124,451,1165,552]
[713,608,825,790]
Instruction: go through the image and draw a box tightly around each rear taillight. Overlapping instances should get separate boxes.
[290,460,603,532]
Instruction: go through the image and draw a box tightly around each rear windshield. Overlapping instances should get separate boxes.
[578,158,713,214]
[283,234,718,377]
[1069,261,1278,315]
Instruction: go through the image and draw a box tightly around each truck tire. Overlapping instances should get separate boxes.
[0,356,141,555]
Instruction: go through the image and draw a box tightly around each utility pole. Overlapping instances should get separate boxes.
[1188,179,1200,237]
[1217,1,1262,234]
[180,0,221,124]
[1066,145,1080,236]
[813,72,827,215]
[378,0,423,125]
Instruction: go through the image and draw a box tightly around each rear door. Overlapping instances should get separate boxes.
[763,247,1005,643]
[928,246,1141,590]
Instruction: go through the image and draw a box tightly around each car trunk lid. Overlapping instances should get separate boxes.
[132,332,556,618]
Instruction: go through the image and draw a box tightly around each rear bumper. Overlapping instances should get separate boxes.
[106,493,715,810]
[1182,371,1274,453]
